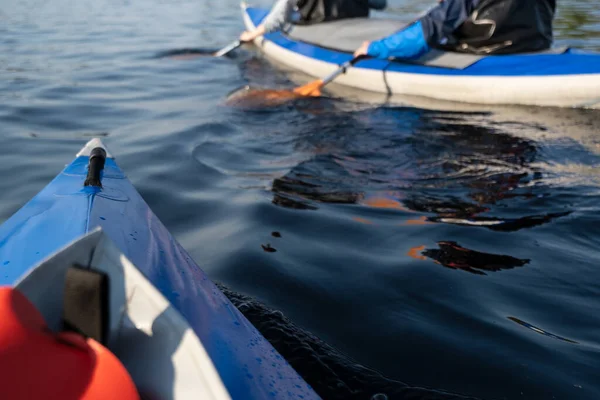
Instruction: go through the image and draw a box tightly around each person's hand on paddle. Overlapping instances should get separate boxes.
[239,31,256,42]
[354,41,371,58]
[239,25,267,43]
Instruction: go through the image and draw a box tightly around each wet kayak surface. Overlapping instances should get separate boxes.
[1,0,600,399]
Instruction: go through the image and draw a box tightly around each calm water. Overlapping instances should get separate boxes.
[1,0,600,399]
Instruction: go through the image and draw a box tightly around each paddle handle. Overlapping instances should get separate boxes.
[84,147,107,188]
[320,56,364,86]
[213,40,242,57]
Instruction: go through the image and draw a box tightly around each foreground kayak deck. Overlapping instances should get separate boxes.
[0,139,319,400]
[242,5,600,108]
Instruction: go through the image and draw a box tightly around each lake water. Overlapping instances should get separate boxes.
[1,0,599,399]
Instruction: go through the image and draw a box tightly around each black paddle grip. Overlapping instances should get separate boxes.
[349,54,368,66]
[84,147,107,188]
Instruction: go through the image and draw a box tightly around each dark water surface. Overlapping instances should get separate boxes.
[1,0,600,399]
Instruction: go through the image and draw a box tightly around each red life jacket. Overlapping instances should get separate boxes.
[0,287,139,400]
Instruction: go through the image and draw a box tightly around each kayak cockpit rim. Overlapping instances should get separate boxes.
[15,227,232,400]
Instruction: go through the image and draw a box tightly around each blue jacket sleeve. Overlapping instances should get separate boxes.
[367,21,430,60]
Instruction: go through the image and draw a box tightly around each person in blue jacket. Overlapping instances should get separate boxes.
[354,0,556,59]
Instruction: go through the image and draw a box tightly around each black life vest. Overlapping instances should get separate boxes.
[295,0,370,25]
[450,0,556,54]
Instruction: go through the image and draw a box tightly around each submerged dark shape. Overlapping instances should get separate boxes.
[403,196,489,220]
[271,154,362,210]
[272,193,318,210]
[419,241,530,275]
[261,105,570,233]
[272,176,360,206]
[397,121,573,230]
[216,283,481,400]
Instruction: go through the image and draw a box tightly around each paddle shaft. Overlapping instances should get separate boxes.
[297,2,436,93]
[213,40,242,57]
[319,56,364,87]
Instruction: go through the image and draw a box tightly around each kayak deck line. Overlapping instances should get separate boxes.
[82,145,108,234]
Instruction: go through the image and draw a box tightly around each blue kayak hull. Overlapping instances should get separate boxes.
[0,140,318,400]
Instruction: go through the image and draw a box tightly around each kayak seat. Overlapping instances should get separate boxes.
[0,286,139,400]
[284,17,569,69]
[285,17,407,54]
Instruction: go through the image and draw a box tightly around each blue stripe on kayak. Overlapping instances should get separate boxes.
[0,156,129,284]
[247,7,600,77]
[0,149,319,400]
[0,157,92,283]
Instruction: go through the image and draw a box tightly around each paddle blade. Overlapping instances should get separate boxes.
[225,86,305,109]
[156,42,242,60]
[292,80,323,97]
[157,48,231,60]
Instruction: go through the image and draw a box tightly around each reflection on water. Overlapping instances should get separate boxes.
[272,159,361,209]
[409,241,530,275]
[269,107,570,235]
[508,317,579,344]
[428,211,571,232]
[264,105,583,285]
